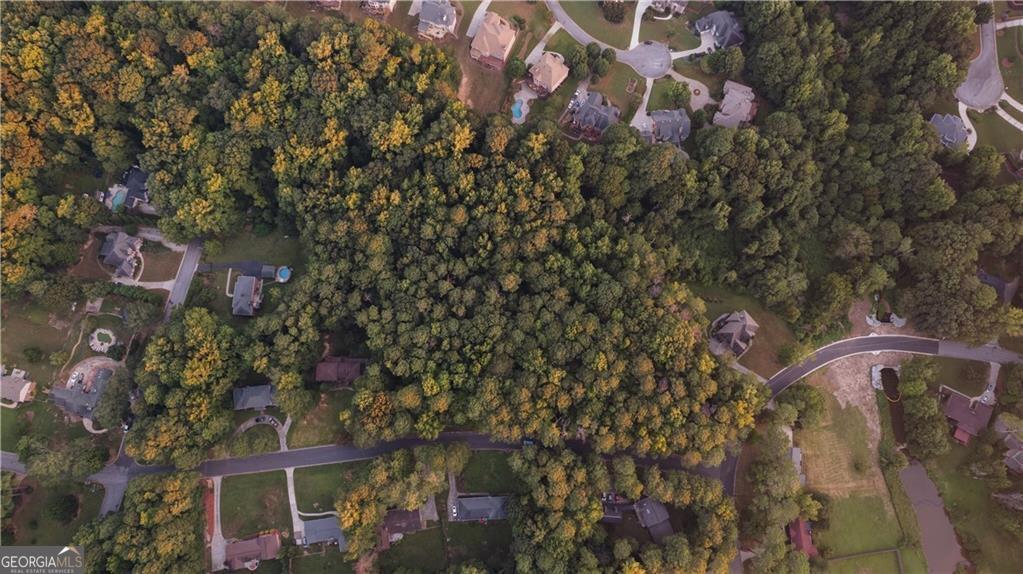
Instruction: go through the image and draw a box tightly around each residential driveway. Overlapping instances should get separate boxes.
[465,0,493,38]
[164,239,202,320]
[957,101,979,151]
[956,0,1004,110]
[629,0,654,49]
[666,69,714,110]
[524,22,562,65]
[671,30,715,60]
[996,18,1023,30]
[629,77,655,132]
[210,476,227,572]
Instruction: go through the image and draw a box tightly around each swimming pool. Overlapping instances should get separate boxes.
[511,100,524,119]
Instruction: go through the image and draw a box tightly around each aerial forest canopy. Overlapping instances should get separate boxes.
[2,0,1021,469]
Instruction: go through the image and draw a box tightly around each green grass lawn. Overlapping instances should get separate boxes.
[489,0,553,60]
[926,444,1023,572]
[294,461,370,514]
[690,284,795,378]
[446,521,514,571]
[638,14,699,51]
[997,26,1023,103]
[206,229,304,271]
[292,551,354,574]
[456,0,482,37]
[459,452,525,494]
[647,77,690,112]
[1,299,75,387]
[673,59,725,102]
[559,1,635,49]
[2,400,96,452]
[221,471,290,539]
[816,495,904,556]
[590,61,644,123]
[930,357,990,396]
[827,551,902,574]
[227,425,280,458]
[9,479,104,546]
[526,29,583,122]
[1000,334,1023,354]
[287,392,353,449]
[967,108,1021,154]
[378,527,448,573]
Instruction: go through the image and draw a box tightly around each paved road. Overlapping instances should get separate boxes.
[164,239,202,319]
[956,0,1004,110]
[1,451,26,475]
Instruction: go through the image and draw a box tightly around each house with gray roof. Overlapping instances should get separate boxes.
[232,384,276,411]
[650,109,692,147]
[634,498,674,542]
[450,496,508,522]
[1,368,35,406]
[694,10,744,50]
[97,166,154,214]
[52,368,113,419]
[929,113,969,149]
[418,0,457,40]
[713,81,756,128]
[232,275,263,317]
[99,232,143,278]
[978,269,1019,304]
[569,91,620,139]
[711,310,760,357]
[301,516,346,550]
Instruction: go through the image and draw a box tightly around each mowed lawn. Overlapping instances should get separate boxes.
[287,392,353,449]
[221,471,291,539]
[690,284,795,378]
[827,551,902,574]
[446,521,515,571]
[647,77,690,112]
[206,229,304,271]
[638,13,699,51]
[967,108,1021,154]
[560,0,635,49]
[673,59,725,102]
[930,357,990,396]
[9,479,104,546]
[459,451,525,494]
[590,61,645,123]
[377,527,448,573]
[291,551,354,574]
[926,445,1023,572]
[1,300,75,387]
[816,495,903,557]
[997,26,1023,102]
[294,461,370,514]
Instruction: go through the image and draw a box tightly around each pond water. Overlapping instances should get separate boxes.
[900,462,966,573]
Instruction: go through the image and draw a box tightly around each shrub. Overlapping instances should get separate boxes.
[23,347,45,363]
[601,1,626,23]
[974,3,993,23]
[506,58,527,79]
[511,15,526,30]
[45,493,79,522]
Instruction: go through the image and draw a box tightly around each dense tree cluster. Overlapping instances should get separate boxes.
[898,358,951,460]
[74,472,204,574]
[127,307,243,468]
[334,444,470,559]
[508,448,738,574]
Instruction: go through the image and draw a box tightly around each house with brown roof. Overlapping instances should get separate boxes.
[940,385,994,445]
[710,310,759,357]
[787,518,818,556]
[224,532,281,571]
[713,81,756,128]
[315,356,368,387]
[100,232,143,278]
[528,52,570,97]
[470,12,516,70]
[379,508,426,549]
[0,368,35,406]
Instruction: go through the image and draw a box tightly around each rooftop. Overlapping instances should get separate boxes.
[650,108,692,147]
[232,275,263,317]
[694,10,744,49]
[314,356,368,385]
[303,516,346,549]
[232,384,276,411]
[941,385,994,437]
[451,496,508,521]
[224,532,281,571]
[929,113,969,148]
[713,81,756,128]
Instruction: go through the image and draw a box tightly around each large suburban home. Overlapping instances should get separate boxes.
[929,113,969,149]
[315,356,369,387]
[694,10,744,50]
[232,384,276,411]
[52,367,113,420]
[449,496,509,522]
[713,81,756,128]
[649,108,692,147]
[223,532,281,571]
[99,232,143,278]
[418,0,457,40]
[232,275,263,317]
[569,91,621,139]
[97,166,155,214]
[634,498,674,542]
[711,310,760,357]
[787,518,819,556]
[0,368,35,406]
[978,269,1019,304]
[301,516,347,549]
[361,0,397,15]
[470,12,516,70]
[940,385,994,445]
[527,52,570,97]
[380,508,426,547]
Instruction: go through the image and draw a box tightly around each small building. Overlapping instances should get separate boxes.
[651,0,687,16]
[634,498,674,542]
[711,310,759,357]
[994,415,1023,474]
[224,532,281,571]
[99,232,143,278]
[361,0,397,16]
[51,367,113,420]
[940,385,994,445]
[694,10,744,50]
[569,91,620,139]
[713,81,756,128]
[315,356,369,387]
[96,166,153,213]
[232,275,263,317]
[470,12,516,70]
[929,113,969,149]
[418,0,457,40]
[0,369,35,406]
[978,269,1019,304]
[233,385,276,411]
[527,52,570,97]
[649,109,691,147]
[450,496,508,522]
[787,518,818,556]
[380,508,425,547]
[302,516,346,550]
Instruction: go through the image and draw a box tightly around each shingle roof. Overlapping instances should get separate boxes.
[634,498,670,528]
[419,0,456,35]
[929,113,969,148]
[232,275,262,317]
[650,108,692,146]
[941,386,994,437]
[0,375,34,404]
[529,52,570,94]
[225,532,281,570]
[572,91,620,134]
[452,496,508,521]
[694,10,744,49]
[303,516,346,549]
[471,12,516,64]
[713,81,755,128]
[100,232,142,278]
[232,384,276,411]
[315,357,368,385]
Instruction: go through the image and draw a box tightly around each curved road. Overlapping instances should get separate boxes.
[956,0,1004,110]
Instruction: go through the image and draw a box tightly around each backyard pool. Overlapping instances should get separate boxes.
[511,100,524,119]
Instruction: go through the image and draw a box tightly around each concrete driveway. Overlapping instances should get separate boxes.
[956,0,1004,110]
[465,0,493,38]
[164,239,202,320]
